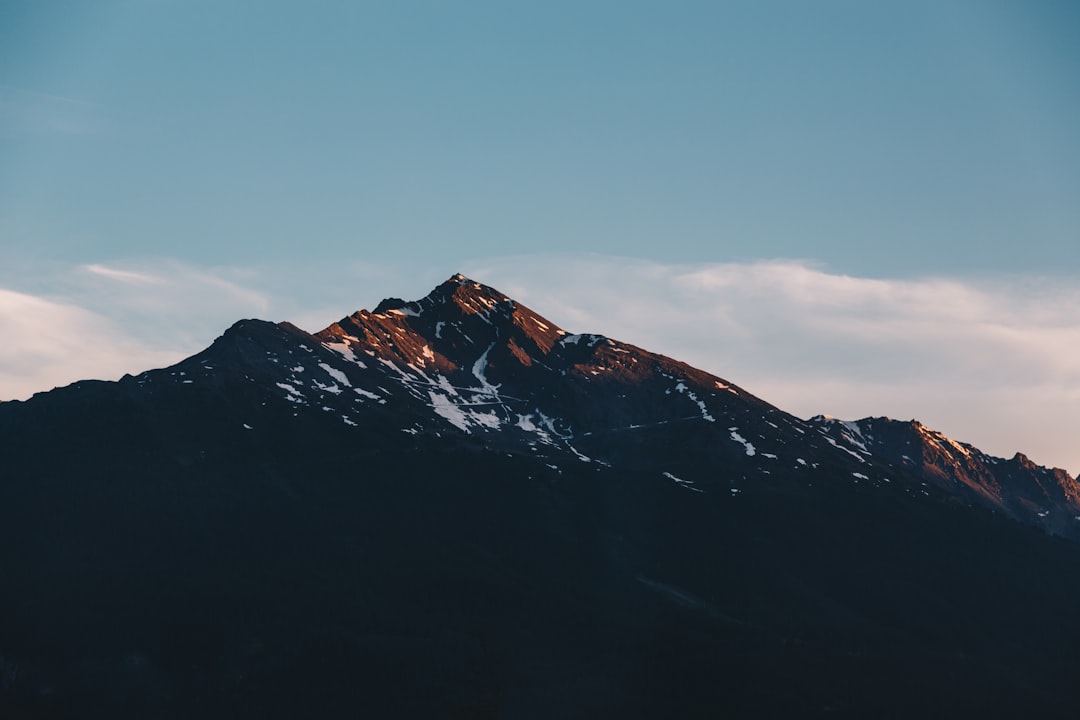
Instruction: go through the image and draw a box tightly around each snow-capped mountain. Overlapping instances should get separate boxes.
[149,271,1078,532]
[231,274,871,476]
[2,274,1079,718]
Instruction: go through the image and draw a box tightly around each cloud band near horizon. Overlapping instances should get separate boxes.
[2,255,1077,475]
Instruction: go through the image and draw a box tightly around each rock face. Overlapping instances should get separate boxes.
[2,274,1080,719]
[810,415,1080,537]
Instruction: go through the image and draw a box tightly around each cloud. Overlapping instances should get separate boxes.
[465,254,1080,474]
[83,263,167,285]
[0,288,181,400]
[71,259,272,348]
[0,260,275,401]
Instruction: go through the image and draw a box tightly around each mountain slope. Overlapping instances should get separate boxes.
[2,274,1079,719]
[811,415,1080,537]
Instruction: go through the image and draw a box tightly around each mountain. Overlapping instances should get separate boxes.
[810,415,1080,537]
[2,274,1080,719]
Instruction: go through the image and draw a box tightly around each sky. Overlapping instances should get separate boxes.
[1,1,1078,472]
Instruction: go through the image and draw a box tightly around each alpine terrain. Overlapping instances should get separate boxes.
[2,274,1079,718]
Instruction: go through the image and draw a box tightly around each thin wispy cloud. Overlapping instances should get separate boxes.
[78,260,272,313]
[74,260,272,337]
[0,84,96,135]
[83,263,166,286]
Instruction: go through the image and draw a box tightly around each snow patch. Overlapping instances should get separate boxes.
[564,442,593,463]
[313,381,343,395]
[276,381,303,398]
[318,363,351,387]
[324,341,366,366]
[472,343,500,395]
[675,381,715,422]
[427,389,503,433]
[354,387,381,401]
[429,391,471,431]
[821,433,868,463]
[560,333,604,347]
[663,471,703,493]
[728,428,756,456]
[837,420,869,452]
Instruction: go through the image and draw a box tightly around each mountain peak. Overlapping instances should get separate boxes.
[371,296,409,314]
[1010,451,1035,469]
[311,277,570,393]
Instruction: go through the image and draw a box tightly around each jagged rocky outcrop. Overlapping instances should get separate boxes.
[2,274,1080,719]
[810,415,1080,537]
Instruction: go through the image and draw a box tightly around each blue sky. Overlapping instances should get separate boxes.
[2,1,1079,471]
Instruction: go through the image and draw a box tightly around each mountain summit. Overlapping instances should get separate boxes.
[187,273,1080,529]
[2,274,1080,718]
